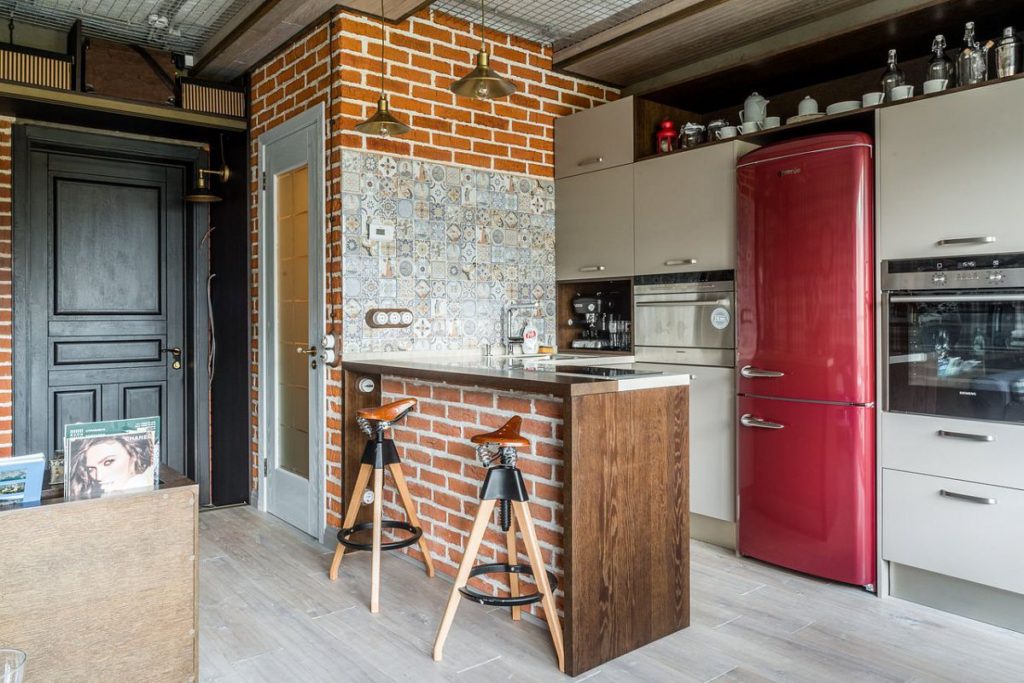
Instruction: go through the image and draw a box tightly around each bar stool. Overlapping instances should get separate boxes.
[432,415,564,672]
[328,397,434,613]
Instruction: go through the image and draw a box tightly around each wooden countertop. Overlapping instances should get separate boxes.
[341,357,691,398]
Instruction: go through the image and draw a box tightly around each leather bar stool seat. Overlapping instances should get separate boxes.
[469,415,530,448]
[328,396,434,613]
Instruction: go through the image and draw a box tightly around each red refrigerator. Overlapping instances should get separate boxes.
[736,133,876,589]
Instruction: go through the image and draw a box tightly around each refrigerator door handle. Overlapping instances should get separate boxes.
[741,365,785,378]
[740,414,785,430]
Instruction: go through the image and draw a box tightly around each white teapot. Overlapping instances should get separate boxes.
[740,92,769,125]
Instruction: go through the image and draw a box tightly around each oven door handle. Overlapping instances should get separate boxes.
[635,299,730,307]
[889,294,1024,303]
[937,429,995,443]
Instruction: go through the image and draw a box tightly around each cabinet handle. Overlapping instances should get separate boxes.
[939,489,997,505]
[664,259,697,267]
[579,265,606,273]
[937,429,994,443]
[740,414,785,430]
[936,236,996,246]
[741,365,785,378]
[577,156,604,167]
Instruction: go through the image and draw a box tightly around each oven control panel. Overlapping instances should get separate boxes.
[882,252,1024,291]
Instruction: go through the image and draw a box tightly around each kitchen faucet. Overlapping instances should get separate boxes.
[502,301,541,356]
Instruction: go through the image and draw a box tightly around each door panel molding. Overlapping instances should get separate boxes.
[13,124,211,502]
[256,104,326,540]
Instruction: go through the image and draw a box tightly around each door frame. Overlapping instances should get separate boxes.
[12,123,211,501]
[256,104,326,540]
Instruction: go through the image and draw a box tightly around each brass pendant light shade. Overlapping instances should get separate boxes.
[354,94,411,136]
[355,0,411,137]
[451,0,517,100]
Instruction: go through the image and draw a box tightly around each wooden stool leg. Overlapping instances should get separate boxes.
[432,499,497,662]
[329,463,372,581]
[370,466,384,613]
[506,512,521,621]
[388,462,435,578]
[513,500,565,673]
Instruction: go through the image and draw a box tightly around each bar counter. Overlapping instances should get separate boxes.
[341,356,691,675]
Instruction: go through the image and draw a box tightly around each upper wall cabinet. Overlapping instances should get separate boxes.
[634,141,757,276]
[555,164,635,281]
[878,78,1024,259]
[554,96,634,179]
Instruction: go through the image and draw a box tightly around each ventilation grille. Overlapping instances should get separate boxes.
[179,78,245,118]
[0,45,72,90]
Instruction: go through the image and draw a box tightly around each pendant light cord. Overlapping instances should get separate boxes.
[479,0,485,52]
[379,0,386,96]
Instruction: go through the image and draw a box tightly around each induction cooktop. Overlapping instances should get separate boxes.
[549,365,662,378]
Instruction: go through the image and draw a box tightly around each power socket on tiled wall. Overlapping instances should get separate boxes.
[341,150,556,354]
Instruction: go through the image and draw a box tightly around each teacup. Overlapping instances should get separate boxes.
[923,79,948,95]
[891,85,915,101]
[716,126,738,140]
[738,121,761,135]
[762,116,781,129]
[862,92,884,107]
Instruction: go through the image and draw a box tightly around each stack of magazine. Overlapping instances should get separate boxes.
[63,417,161,500]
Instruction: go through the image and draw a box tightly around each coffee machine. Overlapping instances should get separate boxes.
[568,293,630,351]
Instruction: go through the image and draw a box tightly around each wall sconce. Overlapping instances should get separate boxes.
[185,165,230,203]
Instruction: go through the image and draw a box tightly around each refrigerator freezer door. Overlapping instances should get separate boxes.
[737,395,876,587]
[736,133,875,404]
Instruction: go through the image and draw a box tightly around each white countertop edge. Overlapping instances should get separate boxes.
[615,374,692,392]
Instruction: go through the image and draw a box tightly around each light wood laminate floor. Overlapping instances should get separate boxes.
[199,506,1024,682]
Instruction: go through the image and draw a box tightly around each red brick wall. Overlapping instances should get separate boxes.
[0,117,13,457]
[381,377,565,617]
[247,8,617,523]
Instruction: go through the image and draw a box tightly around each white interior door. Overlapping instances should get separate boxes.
[259,107,324,538]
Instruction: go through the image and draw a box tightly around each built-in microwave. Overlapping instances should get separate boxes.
[882,253,1024,424]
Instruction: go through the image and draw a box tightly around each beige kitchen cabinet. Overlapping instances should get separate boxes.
[554,96,634,179]
[682,364,736,522]
[878,77,1024,259]
[634,141,756,275]
[555,164,635,280]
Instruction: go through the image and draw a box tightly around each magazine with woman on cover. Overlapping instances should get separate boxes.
[64,417,160,499]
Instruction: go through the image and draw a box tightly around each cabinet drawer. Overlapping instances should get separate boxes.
[881,412,1024,489]
[883,469,1024,594]
[878,78,1024,258]
[554,97,633,179]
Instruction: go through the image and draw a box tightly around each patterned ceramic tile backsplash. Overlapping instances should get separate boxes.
[341,150,556,354]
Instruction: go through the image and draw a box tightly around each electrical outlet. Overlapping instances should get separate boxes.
[367,220,395,242]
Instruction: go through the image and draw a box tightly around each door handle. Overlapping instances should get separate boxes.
[939,489,997,505]
[741,365,785,378]
[296,346,318,356]
[161,346,182,370]
[740,414,784,430]
[937,430,995,443]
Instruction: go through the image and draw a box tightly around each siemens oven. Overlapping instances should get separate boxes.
[883,253,1024,424]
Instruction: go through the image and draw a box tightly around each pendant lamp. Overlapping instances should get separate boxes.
[354,0,411,136]
[450,0,517,100]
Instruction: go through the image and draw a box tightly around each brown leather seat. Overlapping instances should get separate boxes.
[357,397,417,423]
[470,415,530,448]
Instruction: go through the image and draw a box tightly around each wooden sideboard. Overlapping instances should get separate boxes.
[0,469,198,682]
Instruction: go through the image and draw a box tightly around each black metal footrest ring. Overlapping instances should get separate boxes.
[458,563,559,607]
[337,520,422,552]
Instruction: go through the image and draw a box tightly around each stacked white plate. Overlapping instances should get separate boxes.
[825,100,861,115]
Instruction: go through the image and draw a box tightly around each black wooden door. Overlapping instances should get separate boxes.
[17,151,186,479]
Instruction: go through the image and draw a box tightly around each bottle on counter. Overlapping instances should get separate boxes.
[880,49,906,102]
[995,26,1021,78]
[957,21,988,86]
[926,34,954,82]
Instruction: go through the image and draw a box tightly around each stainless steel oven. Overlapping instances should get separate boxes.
[883,253,1024,424]
[633,271,734,367]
